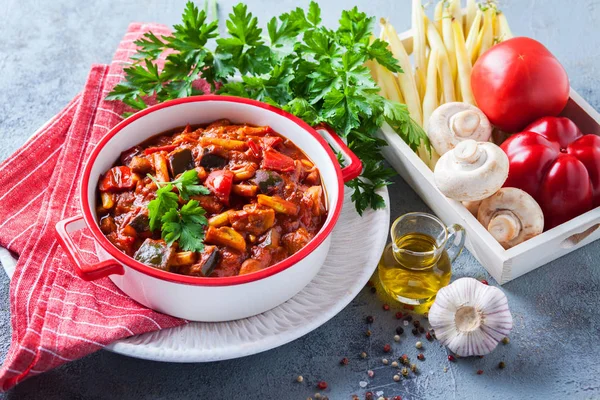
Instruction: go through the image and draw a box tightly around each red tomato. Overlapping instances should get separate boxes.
[501,117,600,229]
[99,166,136,192]
[471,37,570,133]
[205,170,235,204]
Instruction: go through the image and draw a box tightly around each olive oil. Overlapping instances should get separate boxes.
[378,232,452,313]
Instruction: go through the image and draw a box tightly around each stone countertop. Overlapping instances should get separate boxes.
[1,0,599,399]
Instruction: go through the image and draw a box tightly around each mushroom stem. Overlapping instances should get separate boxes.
[453,139,482,164]
[488,211,521,243]
[451,110,481,138]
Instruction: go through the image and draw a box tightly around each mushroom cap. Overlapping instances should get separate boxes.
[434,139,509,202]
[427,102,492,155]
[477,187,544,249]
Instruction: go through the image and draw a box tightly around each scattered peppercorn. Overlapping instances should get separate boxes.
[361,351,368,359]
[383,344,391,353]
[404,315,413,322]
[317,381,328,390]
[391,361,399,368]
[401,367,409,376]
[502,337,510,345]
[368,370,374,378]
[415,341,423,349]
[297,375,304,383]
[481,279,489,285]
[395,326,404,335]
[418,326,425,333]
[382,358,389,365]
[410,363,418,373]
[393,396,402,400]
[393,374,400,382]
[367,280,374,287]
[315,393,321,399]
[400,354,409,364]
[498,361,506,369]
[366,316,374,324]
[370,287,377,294]
[404,304,415,311]
[395,312,403,319]
[383,304,390,311]
[429,329,436,339]
[425,331,433,341]
[413,320,420,328]
[365,392,374,400]
[477,370,484,375]
[340,357,349,365]
[366,330,372,337]
[417,353,425,361]
[423,312,428,319]
[448,355,456,362]
[411,328,419,336]
[394,334,401,342]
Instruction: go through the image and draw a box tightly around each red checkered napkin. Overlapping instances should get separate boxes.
[0,23,213,390]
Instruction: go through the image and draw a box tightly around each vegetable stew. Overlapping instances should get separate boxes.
[96,120,328,277]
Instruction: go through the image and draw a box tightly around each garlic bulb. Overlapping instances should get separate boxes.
[429,278,513,356]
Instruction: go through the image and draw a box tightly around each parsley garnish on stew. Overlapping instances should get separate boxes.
[106,1,431,215]
[147,169,210,250]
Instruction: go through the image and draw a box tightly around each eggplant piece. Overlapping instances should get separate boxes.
[128,213,150,234]
[252,169,283,194]
[188,245,220,276]
[133,239,174,271]
[200,152,228,170]
[169,148,195,177]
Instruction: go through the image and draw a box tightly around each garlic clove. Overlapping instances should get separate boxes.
[429,277,512,357]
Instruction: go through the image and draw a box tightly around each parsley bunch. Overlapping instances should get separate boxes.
[107,1,430,215]
[147,170,210,251]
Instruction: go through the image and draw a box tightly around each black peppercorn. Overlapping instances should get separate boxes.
[404,315,413,322]
[370,287,376,294]
[418,326,425,334]
[413,320,420,328]
[395,326,404,335]
[412,328,419,335]
[366,315,374,324]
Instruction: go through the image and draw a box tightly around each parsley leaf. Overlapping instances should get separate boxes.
[107,0,431,216]
[161,200,208,252]
[171,169,211,199]
[147,183,179,231]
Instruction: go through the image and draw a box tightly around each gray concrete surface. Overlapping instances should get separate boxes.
[1,0,600,399]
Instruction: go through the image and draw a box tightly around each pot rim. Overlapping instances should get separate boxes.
[80,95,345,287]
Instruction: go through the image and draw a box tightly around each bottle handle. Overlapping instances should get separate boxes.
[445,224,466,263]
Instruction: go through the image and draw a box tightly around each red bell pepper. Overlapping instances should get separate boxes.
[501,116,600,229]
[261,149,295,172]
[247,139,261,158]
[205,170,235,204]
[261,136,283,150]
[99,166,136,192]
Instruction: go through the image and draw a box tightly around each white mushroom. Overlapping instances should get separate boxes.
[427,102,492,155]
[462,200,482,217]
[434,139,509,202]
[477,188,544,249]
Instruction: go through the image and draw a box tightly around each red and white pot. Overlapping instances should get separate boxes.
[55,96,361,322]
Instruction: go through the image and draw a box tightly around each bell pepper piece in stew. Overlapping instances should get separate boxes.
[96,121,327,278]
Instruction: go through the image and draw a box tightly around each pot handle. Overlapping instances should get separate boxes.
[55,215,124,281]
[315,124,363,183]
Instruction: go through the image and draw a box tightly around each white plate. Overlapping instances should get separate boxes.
[104,187,390,362]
